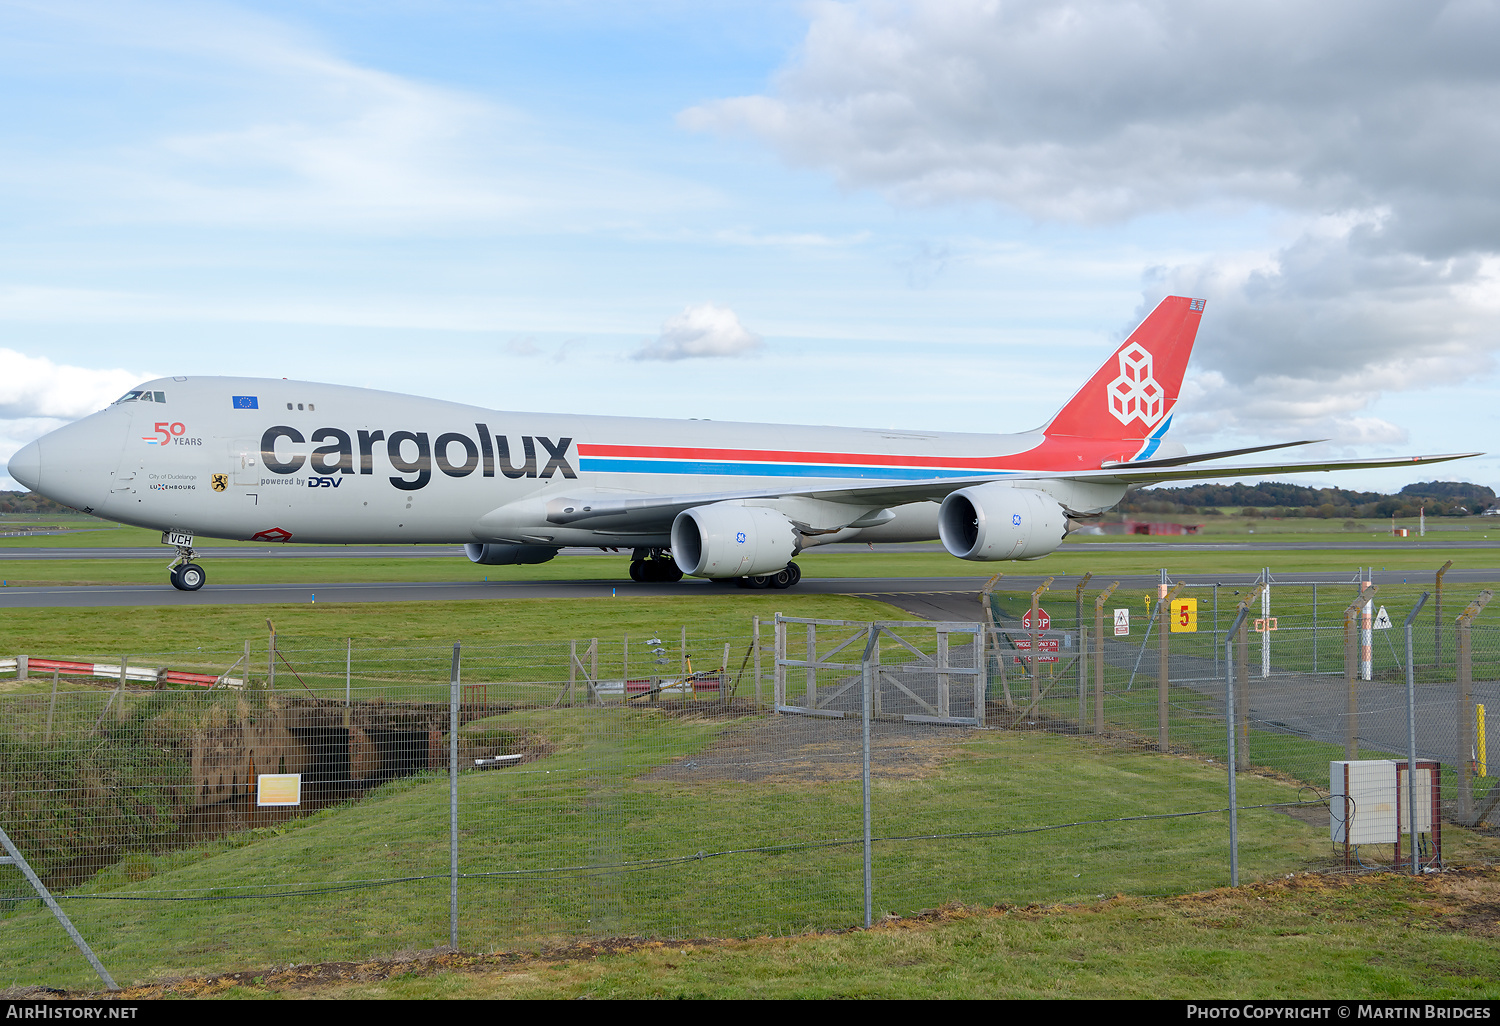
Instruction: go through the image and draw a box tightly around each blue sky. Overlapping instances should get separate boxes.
[3,1,1498,496]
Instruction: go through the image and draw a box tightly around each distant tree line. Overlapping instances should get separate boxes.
[1121,480,1497,519]
[0,490,79,515]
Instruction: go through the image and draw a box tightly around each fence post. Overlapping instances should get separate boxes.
[1159,582,1183,753]
[805,623,817,708]
[1343,583,1377,759]
[774,615,785,708]
[1093,582,1119,735]
[16,654,25,680]
[1225,605,1251,887]
[267,620,276,690]
[1075,574,1093,731]
[1261,567,1271,678]
[974,621,987,727]
[1404,593,1430,873]
[44,669,59,743]
[1436,560,1453,666]
[860,626,880,929]
[1234,584,1262,773]
[1456,590,1493,825]
[937,629,950,719]
[0,825,118,991]
[449,641,460,951]
[1029,577,1054,707]
[752,616,762,705]
[568,640,577,707]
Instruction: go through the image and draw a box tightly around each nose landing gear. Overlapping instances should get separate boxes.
[170,562,206,591]
[165,534,206,591]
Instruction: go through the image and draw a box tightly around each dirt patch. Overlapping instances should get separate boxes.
[642,715,966,784]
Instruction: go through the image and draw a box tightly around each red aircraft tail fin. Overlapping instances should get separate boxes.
[1041,296,1204,444]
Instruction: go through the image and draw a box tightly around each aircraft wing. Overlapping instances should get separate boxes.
[792,451,1483,507]
[533,450,1481,532]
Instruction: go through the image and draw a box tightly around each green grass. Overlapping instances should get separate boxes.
[159,871,1500,999]
[7,546,1500,590]
[0,712,1347,991]
[0,595,897,669]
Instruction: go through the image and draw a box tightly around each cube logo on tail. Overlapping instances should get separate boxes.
[1039,295,1204,443]
[1107,343,1165,427]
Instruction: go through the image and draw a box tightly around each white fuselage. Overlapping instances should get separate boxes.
[22,376,1077,548]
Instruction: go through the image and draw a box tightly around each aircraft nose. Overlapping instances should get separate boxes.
[7,440,41,492]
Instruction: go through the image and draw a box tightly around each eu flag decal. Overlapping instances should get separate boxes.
[232,396,259,410]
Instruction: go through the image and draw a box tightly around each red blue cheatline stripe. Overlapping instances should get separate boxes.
[575,437,1168,479]
[575,443,1019,480]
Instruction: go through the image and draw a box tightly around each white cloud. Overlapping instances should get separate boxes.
[0,349,147,420]
[0,349,150,490]
[632,303,764,360]
[684,0,1500,444]
[0,1,715,234]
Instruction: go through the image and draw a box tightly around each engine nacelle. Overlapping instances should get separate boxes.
[671,503,797,578]
[464,543,558,565]
[937,484,1068,561]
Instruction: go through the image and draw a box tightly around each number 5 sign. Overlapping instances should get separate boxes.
[1169,598,1198,633]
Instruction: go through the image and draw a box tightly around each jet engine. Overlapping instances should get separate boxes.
[671,503,797,578]
[464,543,558,565]
[937,484,1068,561]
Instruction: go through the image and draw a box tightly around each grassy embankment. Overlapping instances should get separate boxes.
[108,870,1500,1000]
[0,709,1446,993]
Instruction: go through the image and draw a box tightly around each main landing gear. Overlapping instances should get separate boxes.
[167,543,206,592]
[735,562,802,590]
[629,549,802,589]
[629,549,684,582]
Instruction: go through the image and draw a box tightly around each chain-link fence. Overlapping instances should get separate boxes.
[981,568,1500,870]
[2,588,1497,991]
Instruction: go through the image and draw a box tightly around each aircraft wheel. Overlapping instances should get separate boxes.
[767,565,795,590]
[169,566,183,590]
[629,561,646,582]
[744,574,772,590]
[659,559,683,583]
[175,563,206,591]
[785,561,802,586]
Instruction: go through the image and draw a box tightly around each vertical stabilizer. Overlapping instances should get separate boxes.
[1042,296,1204,451]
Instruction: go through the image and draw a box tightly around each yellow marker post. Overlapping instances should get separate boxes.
[1169,597,1198,634]
[1479,704,1487,779]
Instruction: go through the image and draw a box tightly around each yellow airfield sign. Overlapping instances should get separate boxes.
[1169,598,1198,633]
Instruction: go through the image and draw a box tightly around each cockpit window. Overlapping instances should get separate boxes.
[112,390,166,404]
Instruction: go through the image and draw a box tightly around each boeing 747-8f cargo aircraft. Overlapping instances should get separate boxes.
[6,297,1477,591]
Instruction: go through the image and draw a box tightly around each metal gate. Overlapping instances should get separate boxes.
[773,615,987,726]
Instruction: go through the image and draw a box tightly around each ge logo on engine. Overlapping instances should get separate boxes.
[1012,514,1022,525]
[736,532,746,543]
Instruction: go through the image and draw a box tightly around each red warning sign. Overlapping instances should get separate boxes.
[1013,637,1060,663]
[1021,608,1051,630]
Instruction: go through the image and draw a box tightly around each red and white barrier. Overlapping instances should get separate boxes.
[1,655,242,689]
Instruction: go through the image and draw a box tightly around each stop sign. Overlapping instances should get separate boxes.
[1022,608,1051,630]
